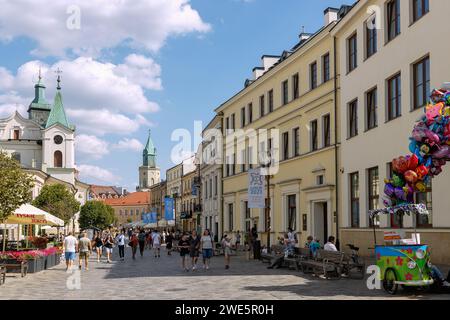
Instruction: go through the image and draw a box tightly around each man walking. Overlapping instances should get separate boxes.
[78,232,92,271]
[152,230,162,258]
[116,231,126,261]
[63,232,78,271]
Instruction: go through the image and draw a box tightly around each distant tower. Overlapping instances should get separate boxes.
[139,130,161,191]
[28,68,52,127]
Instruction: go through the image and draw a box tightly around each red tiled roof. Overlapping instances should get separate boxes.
[104,192,150,206]
[90,185,121,196]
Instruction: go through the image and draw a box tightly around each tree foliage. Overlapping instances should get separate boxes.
[79,200,116,230]
[32,184,80,224]
[0,152,34,222]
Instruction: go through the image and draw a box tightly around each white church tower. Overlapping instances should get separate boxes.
[138,130,160,191]
[41,71,76,185]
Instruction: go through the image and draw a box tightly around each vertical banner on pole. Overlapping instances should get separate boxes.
[165,197,175,226]
[248,168,266,208]
[149,212,158,228]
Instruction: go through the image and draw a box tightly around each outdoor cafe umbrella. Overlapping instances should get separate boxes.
[2,204,64,250]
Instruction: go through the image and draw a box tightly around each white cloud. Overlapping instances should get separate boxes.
[112,138,144,152]
[0,57,158,135]
[75,134,109,159]
[0,0,210,57]
[77,164,121,185]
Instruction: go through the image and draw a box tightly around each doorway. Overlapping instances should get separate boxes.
[313,202,328,246]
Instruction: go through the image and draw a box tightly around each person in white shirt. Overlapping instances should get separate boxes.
[63,232,78,271]
[115,231,126,261]
[324,236,338,252]
[152,231,161,258]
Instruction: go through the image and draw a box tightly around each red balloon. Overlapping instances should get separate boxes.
[404,170,418,184]
[408,154,419,170]
[415,165,429,180]
[392,156,409,174]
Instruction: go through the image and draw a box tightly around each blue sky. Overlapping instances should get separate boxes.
[0,0,348,191]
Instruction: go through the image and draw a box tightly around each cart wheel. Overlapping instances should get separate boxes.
[383,269,398,295]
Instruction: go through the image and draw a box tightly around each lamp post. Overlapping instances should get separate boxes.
[261,151,272,250]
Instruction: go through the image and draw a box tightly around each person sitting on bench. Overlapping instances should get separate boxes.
[430,264,450,288]
[267,234,290,269]
[324,236,338,252]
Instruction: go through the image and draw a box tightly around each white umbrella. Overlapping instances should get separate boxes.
[7,204,64,227]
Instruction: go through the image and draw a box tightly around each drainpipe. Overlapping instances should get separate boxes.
[219,112,224,241]
[333,35,340,250]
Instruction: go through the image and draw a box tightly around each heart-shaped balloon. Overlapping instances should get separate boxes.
[408,154,419,170]
[404,170,418,184]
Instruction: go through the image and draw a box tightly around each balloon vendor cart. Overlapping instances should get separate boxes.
[369,203,434,295]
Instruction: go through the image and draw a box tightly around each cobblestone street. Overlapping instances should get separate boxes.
[1,246,449,300]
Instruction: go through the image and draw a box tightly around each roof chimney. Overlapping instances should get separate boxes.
[324,7,339,26]
[261,55,280,72]
[252,67,265,80]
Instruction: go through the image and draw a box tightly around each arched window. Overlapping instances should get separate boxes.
[151,179,155,185]
[54,151,63,168]
[11,152,21,164]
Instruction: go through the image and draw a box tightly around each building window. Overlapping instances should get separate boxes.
[310,61,317,90]
[225,117,229,132]
[287,195,296,231]
[415,181,432,228]
[54,151,63,168]
[228,203,234,231]
[368,167,380,227]
[322,114,331,147]
[209,178,212,198]
[387,0,400,42]
[241,107,246,128]
[387,73,402,121]
[322,53,330,82]
[259,95,265,118]
[366,16,377,58]
[310,120,318,151]
[214,175,218,196]
[413,0,429,23]
[293,127,300,157]
[231,113,235,130]
[241,149,246,173]
[248,103,253,124]
[347,33,357,72]
[366,87,377,130]
[268,90,274,113]
[282,132,289,160]
[292,73,299,100]
[350,172,359,228]
[282,80,289,105]
[317,175,324,185]
[11,152,21,164]
[413,56,430,110]
[348,99,358,138]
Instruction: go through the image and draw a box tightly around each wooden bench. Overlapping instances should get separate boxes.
[0,265,6,285]
[260,245,285,264]
[299,249,344,279]
[2,261,28,278]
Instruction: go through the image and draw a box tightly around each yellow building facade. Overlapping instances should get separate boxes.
[215,13,341,248]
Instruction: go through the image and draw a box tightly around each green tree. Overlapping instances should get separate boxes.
[79,201,116,230]
[32,184,80,225]
[0,152,34,251]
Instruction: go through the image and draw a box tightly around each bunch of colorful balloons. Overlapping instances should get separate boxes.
[384,87,450,207]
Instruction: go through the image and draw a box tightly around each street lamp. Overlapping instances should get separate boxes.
[260,150,272,251]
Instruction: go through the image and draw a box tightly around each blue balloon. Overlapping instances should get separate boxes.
[409,140,417,153]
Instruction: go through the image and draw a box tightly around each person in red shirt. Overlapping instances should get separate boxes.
[129,232,139,260]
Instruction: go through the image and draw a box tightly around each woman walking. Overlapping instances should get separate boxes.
[166,231,174,256]
[93,232,103,263]
[221,235,232,270]
[178,233,191,272]
[103,233,114,263]
[129,232,139,260]
[138,229,146,258]
[189,230,201,271]
[200,229,214,270]
[115,230,126,261]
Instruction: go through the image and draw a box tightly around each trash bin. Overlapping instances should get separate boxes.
[253,240,261,260]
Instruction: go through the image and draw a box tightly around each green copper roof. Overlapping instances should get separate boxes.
[144,130,156,155]
[29,80,52,111]
[46,90,70,129]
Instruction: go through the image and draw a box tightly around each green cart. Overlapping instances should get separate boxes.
[369,204,434,295]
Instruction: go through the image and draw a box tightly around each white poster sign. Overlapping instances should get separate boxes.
[248,168,265,208]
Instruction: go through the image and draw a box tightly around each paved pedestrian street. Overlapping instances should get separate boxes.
[1,246,449,300]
